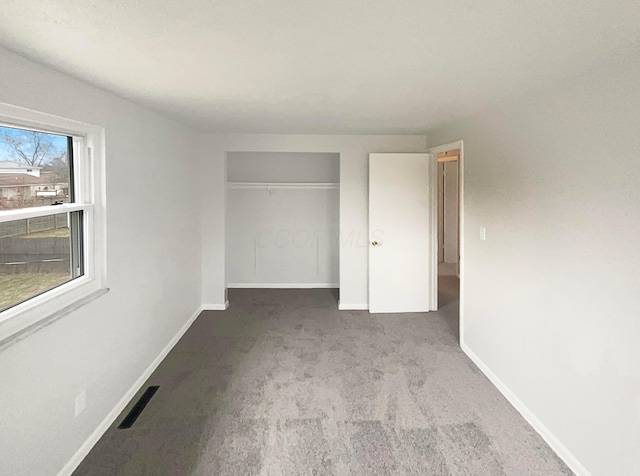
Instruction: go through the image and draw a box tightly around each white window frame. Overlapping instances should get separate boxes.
[0,102,107,345]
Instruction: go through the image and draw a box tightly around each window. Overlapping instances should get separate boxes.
[0,103,106,344]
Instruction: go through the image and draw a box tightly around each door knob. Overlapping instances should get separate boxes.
[371,240,380,246]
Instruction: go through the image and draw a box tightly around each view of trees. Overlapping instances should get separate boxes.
[0,126,70,211]
[0,126,68,171]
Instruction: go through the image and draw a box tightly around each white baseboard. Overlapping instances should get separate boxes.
[461,341,591,476]
[202,301,230,311]
[58,304,204,476]
[338,301,368,310]
[227,283,338,289]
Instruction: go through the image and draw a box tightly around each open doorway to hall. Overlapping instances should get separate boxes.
[437,148,460,278]
[429,143,463,341]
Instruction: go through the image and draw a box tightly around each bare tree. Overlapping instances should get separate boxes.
[43,154,69,180]
[1,129,66,167]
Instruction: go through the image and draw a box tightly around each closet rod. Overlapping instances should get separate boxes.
[227,182,339,190]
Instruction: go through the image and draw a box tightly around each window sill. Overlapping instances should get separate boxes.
[0,286,109,353]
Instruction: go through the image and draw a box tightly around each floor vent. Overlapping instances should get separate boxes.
[118,386,159,429]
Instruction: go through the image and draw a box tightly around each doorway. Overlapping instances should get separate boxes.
[428,141,464,341]
[437,149,460,277]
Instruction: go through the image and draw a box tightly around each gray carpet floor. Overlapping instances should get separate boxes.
[74,277,572,475]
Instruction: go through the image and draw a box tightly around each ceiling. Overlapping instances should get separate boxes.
[0,0,638,134]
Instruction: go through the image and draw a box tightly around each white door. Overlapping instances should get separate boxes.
[369,153,433,313]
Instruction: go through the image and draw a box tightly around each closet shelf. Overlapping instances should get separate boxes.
[227,182,339,190]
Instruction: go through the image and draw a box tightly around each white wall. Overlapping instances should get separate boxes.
[227,188,339,286]
[227,151,339,183]
[227,152,339,287]
[0,48,202,475]
[428,48,640,476]
[199,134,426,308]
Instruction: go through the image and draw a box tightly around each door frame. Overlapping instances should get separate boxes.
[428,140,464,341]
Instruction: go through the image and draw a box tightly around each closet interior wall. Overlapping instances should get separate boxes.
[226,152,340,288]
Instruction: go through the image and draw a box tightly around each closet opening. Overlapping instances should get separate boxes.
[225,152,340,304]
